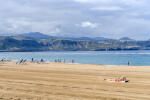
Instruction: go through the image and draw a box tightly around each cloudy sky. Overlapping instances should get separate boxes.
[0,0,150,40]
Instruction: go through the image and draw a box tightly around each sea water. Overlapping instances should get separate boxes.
[0,50,150,66]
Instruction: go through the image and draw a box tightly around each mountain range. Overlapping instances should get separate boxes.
[0,32,150,52]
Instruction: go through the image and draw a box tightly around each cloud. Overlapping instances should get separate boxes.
[0,0,150,39]
[80,21,98,28]
[74,0,111,4]
[91,6,123,11]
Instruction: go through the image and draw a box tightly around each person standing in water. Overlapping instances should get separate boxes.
[72,59,75,63]
[128,61,130,66]
[64,59,66,63]
[41,59,44,62]
[31,58,34,62]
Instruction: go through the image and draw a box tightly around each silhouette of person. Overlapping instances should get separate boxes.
[128,61,130,66]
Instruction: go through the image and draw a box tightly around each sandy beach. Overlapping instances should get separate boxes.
[0,62,150,100]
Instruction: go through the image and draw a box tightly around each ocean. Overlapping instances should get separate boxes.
[0,50,150,66]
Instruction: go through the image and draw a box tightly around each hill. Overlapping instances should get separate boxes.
[19,32,51,39]
[0,32,150,51]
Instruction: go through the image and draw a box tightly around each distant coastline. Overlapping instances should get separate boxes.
[0,49,150,52]
[0,32,150,52]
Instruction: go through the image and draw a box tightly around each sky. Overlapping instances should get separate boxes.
[0,0,150,40]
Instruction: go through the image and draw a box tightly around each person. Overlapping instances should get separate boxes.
[128,61,130,66]
[23,59,27,64]
[1,59,4,62]
[31,58,34,62]
[64,59,66,63]
[72,59,74,63]
[20,59,24,64]
[41,59,44,63]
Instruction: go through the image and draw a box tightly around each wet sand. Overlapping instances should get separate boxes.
[0,62,150,100]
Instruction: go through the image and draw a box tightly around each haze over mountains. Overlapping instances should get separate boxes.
[0,32,150,52]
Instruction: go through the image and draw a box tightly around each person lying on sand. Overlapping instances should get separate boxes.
[104,76,129,83]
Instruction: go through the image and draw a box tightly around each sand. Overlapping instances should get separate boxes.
[0,62,150,100]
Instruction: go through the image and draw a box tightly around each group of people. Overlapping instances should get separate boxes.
[16,58,46,64]
[54,59,64,63]
[0,58,11,63]
[54,59,75,63]
[15,58,76,65]
[1,57,131,66]
[16,59,27,64]
[31,58,45,63]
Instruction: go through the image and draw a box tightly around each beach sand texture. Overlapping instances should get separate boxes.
[0,62,150,100]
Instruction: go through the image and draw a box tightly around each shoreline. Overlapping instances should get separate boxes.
[1,60,150,67]
[1,50,150,66]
